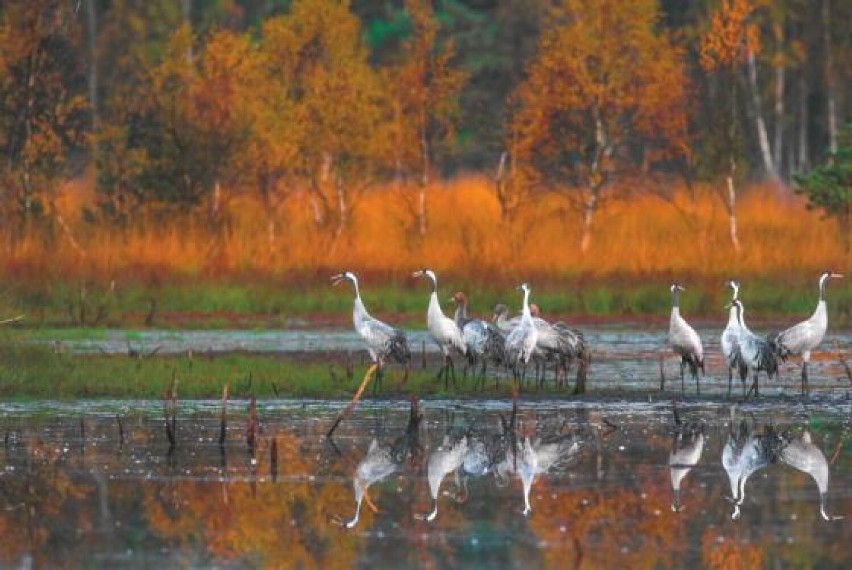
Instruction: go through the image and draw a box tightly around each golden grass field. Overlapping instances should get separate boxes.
[16,175,843,286]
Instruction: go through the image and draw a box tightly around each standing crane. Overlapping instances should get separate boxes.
[731,299,778,398]
[770,271,844,396]
[451,291,506,389]
[529,304,588,391]
[667,284,704,395]
[412,269,466,388]
[331,271,410,393]
[721,280,748,397]
[504,283,539,387]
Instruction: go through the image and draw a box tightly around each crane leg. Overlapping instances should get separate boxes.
[801,361,809,397]
[679,361,685,394]
[727,367,732,399]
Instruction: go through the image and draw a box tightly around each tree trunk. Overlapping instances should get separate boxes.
[822,0,837,154]
[335,175,347,239]
[418,115,429,237]
[772,24,784,176]
[746,49,778,179]
[581,110,610,254]
[797,71,809,172]
[580,188,598,254]
[84,0,98,172]
[726,159,741,252]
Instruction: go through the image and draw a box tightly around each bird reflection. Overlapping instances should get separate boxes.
[345,397,422,529]
[415,434,468,522]
[669,401,706,512]
[722,408,784,520]
[779,428,844,521]
[721,407,840,522]
[490,402,581,516]
[496,434,581,516]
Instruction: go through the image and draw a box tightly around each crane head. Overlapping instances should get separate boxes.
[451,291,467,305]
[670,283,685,293]
[529,303,541,317]
[517,283,530,294]
[727,279,740,300]
[492,303,509,322]
[330,271,356,286]
[412,268,436,284]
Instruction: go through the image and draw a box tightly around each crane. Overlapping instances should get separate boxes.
[331,271,410,392]
[504,283,538,387]
[721,280,748,397]
[451,291,506,389]
[667,284,704,395]
[731,299,778,398]
[412,269,466,388]
[770,271,844,396]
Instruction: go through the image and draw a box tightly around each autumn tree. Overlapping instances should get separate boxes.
[0,1,88,239]
[382,0,468,237]
[508,0,689,253]
[261,0,385,240]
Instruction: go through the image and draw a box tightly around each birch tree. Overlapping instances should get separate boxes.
[508,0,689,253]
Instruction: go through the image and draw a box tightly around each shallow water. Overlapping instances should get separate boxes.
[37,326,852,396]
[1,398,850,568]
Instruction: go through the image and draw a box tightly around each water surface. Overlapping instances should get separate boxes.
[1,398,850,568]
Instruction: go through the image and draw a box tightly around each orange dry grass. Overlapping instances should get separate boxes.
[7,176,847,283]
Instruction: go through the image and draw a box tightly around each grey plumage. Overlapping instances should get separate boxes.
[769,271,843,395]
[731,299,778,398]
[667,284,704,395]
[504,284,538,384]
[452,291,507,387]
[721,280,748,397]
[332,271,410,390]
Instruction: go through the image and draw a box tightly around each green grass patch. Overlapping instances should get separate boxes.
[1,274,849,329]
[0,335,525,400]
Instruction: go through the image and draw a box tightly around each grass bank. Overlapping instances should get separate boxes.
[2,273,850,329]
[0,336,523,400]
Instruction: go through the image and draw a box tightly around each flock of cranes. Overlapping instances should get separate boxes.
[332,269,844,398]
[669,270,843,397]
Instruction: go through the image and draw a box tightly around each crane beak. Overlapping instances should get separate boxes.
[412,270,424,278]
[330,274,344,286]
[831,273,844,279]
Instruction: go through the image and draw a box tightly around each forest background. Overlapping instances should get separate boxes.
[0,0,849,328]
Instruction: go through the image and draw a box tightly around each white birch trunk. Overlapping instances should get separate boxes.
[773,56,784,176]
[798,72,809,171]
[580,190,598,254]
[726,160,741,252]
[822,0,837,154]
[746,49,778,179]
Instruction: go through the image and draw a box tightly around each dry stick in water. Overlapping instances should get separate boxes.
[219,384,229,447]
[658,353,666,391]
[270,437,278,482]
[327,363,379,439]
[164,373,178,450]
[116,415,125,449]
[246,396,258,454]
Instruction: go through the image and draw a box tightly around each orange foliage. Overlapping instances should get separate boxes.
[22,175,846,285]
[700,0,761,71]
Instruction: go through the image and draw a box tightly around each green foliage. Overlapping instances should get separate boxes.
[794,124,852,251]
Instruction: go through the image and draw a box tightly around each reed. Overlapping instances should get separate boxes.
[1,176,847,324]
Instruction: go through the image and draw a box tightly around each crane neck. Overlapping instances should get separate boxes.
[351,280,362,301]
[453,302,467,326]
[521,288,532,320]
[671,288,680,308]
[726,306,738,328]
[427,273,438,294]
